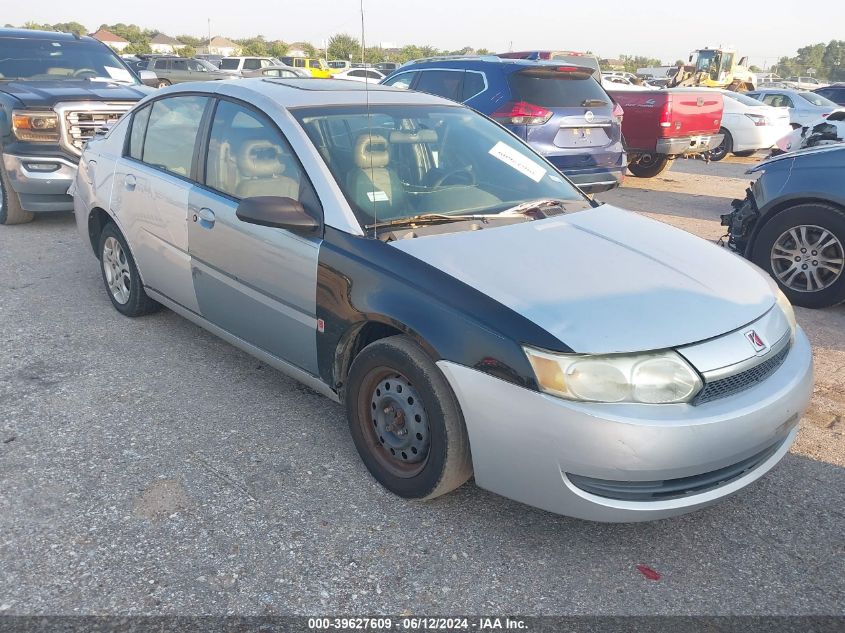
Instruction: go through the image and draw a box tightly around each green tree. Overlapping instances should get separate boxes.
[176,34,203,48]
[328,33,360,61]
[619,54,663,74]
[237,36,269,57]
[175,45,196,58]
[268,41,289,58]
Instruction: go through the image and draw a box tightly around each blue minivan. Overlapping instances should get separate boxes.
[381,56,625,192]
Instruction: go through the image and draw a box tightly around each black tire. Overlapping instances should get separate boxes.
[733,150,756,157]
[707,128,733,162]
[97,222,160,316]
[0,160,35,225]
[156,79,171,88]
[627,154,672,178]
[751,203,845,308]
[345,335,473,500]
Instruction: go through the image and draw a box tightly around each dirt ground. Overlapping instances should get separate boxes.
[598,155,845,469]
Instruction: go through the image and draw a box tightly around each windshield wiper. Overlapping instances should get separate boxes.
[498,198,571,215]
[365,212,525,231]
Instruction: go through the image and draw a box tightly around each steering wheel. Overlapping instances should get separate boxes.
[73,68,98,78]
[432,166,476,188]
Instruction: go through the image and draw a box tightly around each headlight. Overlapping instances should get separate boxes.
[12,110,60,143]
[523,347,703,404]
[774,287,798,335]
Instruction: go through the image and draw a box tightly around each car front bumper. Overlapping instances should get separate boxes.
[437,326,813,522]
[2,152,77,212]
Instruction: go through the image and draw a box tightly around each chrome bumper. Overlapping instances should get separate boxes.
[2,153,77,212]
[655,134,724,157]
[437,326,813,522]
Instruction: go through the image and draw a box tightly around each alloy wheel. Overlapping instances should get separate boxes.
[771,224,844,292]
[102,236,132,304]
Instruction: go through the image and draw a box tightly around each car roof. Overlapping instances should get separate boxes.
[0,27,97,44]
[398,56,587,72]
[168,78,458,108]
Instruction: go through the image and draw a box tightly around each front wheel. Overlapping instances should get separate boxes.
[751,203,845,308]
[627,153,672,178]
[98,223,160,316]
[345,335,473,500]
[0,161,34,225]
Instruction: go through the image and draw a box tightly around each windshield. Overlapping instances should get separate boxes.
[196,59,219,72]
[0,36,137,83]
[508,68,609,107]
[798,91,837,107]
[727,91,768,108]
[694,51,718,73]
[293,104,586,229]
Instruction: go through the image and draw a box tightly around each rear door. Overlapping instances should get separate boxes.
[505,67,620,168]
[170,59,190,83]
[111,94,211,312]
[187,98,323,374]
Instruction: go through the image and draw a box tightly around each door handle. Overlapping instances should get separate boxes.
[124,174,136,190]
[195,207,215,229]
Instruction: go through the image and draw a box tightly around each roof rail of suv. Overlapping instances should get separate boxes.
[405,54,504,65]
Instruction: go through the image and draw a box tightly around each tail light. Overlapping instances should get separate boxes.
[659,100,673,128]
[822,112,831,118]
[745,113,768,126]
[492,101,553,125]
[612,101,624,123]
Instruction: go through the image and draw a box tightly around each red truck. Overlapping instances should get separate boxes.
[607,89,724,177]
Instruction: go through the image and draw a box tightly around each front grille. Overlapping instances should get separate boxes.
[63,106,131,153]
[567,439,784,501]
[693,340,791,405]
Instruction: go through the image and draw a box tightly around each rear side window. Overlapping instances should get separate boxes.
[219,59,239,70]
[462,72,485,100]
[415,70,463,101]
[154,59,169,70]
[172,60,188,71]
[141,95,209,176]
[383,71,417,90]
[128,104,152,160]
[508,69,609,108]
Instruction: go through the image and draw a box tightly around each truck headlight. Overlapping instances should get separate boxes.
[12,110,60,143]
[523,347,703,404]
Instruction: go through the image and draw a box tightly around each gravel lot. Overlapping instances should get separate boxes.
[1,155,843,616]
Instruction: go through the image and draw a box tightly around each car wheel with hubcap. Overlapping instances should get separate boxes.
[0,161,35,225]
[156,79,171,88]
[707,128,732,162]
[752,202,845,308]
[345,335,472,499]
[627,153,672,178]
[98,223,160,316]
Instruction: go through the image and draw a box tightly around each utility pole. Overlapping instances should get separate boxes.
[207,18,211,47]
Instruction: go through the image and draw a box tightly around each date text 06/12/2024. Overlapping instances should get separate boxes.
[307,617,528,630]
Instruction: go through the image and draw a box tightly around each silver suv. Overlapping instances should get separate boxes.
[71,79,812,522]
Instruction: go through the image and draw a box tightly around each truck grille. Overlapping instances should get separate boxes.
[694,339,791,405]
[59,103,133,154]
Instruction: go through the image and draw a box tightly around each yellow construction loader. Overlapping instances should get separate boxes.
[668,47,756,91]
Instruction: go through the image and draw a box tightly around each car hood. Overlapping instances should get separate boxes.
[390,205,775,353]
[0,80,152,107]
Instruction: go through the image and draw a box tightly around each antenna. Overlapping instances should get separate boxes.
[361,0,376,236]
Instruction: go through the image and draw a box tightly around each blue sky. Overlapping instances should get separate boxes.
[5,0,843,68]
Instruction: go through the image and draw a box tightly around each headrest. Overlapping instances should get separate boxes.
[237,139,286,177]
[354,134,390,169]
[389,129,438,144]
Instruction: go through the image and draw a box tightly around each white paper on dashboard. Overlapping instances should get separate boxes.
[488,141,547,182]
[104,66,134,82]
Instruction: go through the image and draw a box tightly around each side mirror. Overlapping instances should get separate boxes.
[138,69,157,86]
[236,196,320,234]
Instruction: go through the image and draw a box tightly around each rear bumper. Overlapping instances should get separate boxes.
[562,166,626,193]
[655,134,723,156]
[2,152,77,212]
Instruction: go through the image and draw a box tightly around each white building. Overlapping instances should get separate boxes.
[150,34,184,54]
[90,28,129,52]
[200,36,239,57]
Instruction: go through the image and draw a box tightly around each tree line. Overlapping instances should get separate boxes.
[771,40,844,81]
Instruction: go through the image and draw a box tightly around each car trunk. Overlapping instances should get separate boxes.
[502,66,620,168]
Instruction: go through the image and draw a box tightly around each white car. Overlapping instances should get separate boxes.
[333,68,385,84]
[775,111,845,153]
[747,88,844,127]
[705,90,792,160]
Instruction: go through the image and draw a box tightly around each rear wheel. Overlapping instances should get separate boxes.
[0,161,35,225]
[707,128,733,161]
[345,335,472,500]
[156,79,171,88]
[627,153,672,178]
[733,150,756,157]
[751,203,845,308]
